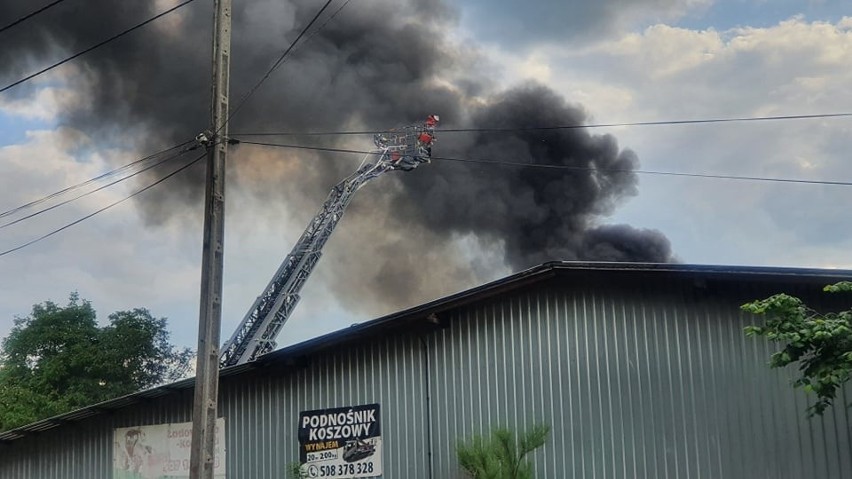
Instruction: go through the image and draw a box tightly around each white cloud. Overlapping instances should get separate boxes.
[490,16,852,268]
[4,11,851,356]
[0,132,222,343]
[0,86,85,121]
[596,25,724,78]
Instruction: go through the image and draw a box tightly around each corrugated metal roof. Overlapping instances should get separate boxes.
[2,261,850,443]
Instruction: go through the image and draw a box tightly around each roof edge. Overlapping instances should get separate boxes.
[3,261,850,441]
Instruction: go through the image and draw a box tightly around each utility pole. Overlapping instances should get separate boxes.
[190,0,231,477]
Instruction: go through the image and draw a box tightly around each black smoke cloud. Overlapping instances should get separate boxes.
[0,0,672,310]
[395,84,673,270]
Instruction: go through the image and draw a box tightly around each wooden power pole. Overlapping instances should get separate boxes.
[190,0,231,477]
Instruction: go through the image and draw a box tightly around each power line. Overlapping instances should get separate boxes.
[0,151,205,258]
[0,146,195,229]
[0,140,194,219]
[231,112,852,137]
[430,155,852,187]
[300,0,352,47]
[224,0,342,129]
[234,139,852,187]
[0,0,197,94]
[0,0,69,35]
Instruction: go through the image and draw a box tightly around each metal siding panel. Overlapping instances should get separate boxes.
[220,334,430,479]
[2,279,851,479]
[426,284,852,479]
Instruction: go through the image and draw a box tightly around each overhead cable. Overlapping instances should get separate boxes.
[0,0,70,35]
[0,140,193,219]
[299,0,352,47]
[430,155,852,186]
[224,0,342,128]
[231,112,852,137]
[0,0,197,94]
[0,145,196,229]
[234,139,852,187]
[0,151,205,258]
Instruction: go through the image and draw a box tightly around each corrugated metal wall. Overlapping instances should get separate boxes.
[0,335,430,479]
[219,334,430,478]
[428,281,852,478]
[1,275,850,478]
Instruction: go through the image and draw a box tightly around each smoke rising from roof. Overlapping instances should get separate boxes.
[1,0,673,313]
[396,84,673,270]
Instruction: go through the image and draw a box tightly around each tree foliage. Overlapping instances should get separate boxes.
[287,462,307,479]
[742,281,852,416]
[456,424,550,479]
[0,293,193,431]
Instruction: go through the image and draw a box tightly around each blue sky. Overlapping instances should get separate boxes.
[0,112,52,145]
[1,0,851,350]
[459,0,850,49]
[676,0,848,30]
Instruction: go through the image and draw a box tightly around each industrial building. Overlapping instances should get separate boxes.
[1,262,850,478]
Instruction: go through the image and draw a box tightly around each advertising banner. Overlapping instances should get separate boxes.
[298,403,382,478]
[112,418,226,479]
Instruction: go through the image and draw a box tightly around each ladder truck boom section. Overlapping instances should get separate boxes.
[220,115,439,367]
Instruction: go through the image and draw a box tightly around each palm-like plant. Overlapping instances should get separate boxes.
[456,424,550,479]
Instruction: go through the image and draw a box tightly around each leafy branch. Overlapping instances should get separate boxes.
[742,281,852,416]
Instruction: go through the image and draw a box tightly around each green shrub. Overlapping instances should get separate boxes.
[456,424,550,479]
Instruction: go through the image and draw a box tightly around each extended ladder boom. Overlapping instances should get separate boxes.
[220,115,439,366]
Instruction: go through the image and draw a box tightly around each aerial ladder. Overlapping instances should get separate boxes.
[219,115,439,367]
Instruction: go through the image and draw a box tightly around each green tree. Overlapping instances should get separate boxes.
[0,293,192,431]
[456,424,550,479]
[742,281,852,416]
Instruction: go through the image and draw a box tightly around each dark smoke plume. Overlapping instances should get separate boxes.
[0,0,673,312]
[394,84,673,270]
